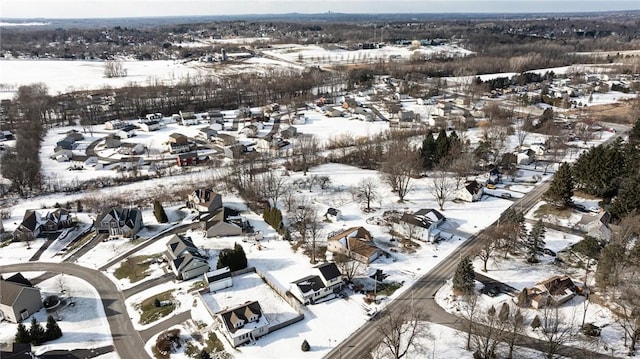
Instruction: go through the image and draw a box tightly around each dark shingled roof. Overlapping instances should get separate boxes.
[315,262,341,282]
[218,301,263,334]
[293,275,325,294]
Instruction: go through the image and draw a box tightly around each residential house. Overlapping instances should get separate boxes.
[216,301,269,347]
[327,227,382,265]
[214,133,238,146]
[208,110,224,124]
[104,119,128,130]
[138,120,165,132]
[522,276,581,309]
[115,124,138,139]
[13,209,73,241]
[94,207,143,238]
[290,262,343,305]
[280,126,297,139]
[455,180,484,202]
[104,134,122,149]
[255,137,291,154]
[487,168,503,184]
[204,267,233,292]
[176,152,201,167]
[325,208,342,222]
[117,142,145,155]
[0,273,42,323]
[197,127,218,142]
[118,156,144,171]
[179,111,198,126]
[56,136,79,150]
[516,149,536,165]
[167,133,192,154]
[145,113,163,121]
[397,110,415,122]
[187,188,223,214]
[204,207,244,238]
[240,124,259,138]
[324,107,345,118]
[166,234,210,280]
[580,211,614,241]
[393,208,445,242]
[223,143,249,159]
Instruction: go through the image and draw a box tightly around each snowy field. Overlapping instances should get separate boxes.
[0,273,116,358]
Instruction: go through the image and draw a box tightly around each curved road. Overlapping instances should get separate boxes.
[0,262,149,359]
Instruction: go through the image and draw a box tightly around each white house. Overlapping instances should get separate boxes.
[290,262,343,305]
[393,208,445,242]
[204,267,233,292]
[216,301,269,348]
[138,120,165,132]
[455,180,484,202]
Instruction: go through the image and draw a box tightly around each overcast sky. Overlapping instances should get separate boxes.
[1,0,639,19]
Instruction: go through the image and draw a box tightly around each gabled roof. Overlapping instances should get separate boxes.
[0,276,38,306]
[190,188,219,206]
[346,237,380,259]
[19,210,39,232]
[5,273,33,287]
[293,275,325,294]
[217,301,263,334]
[315,262,341,282]
[328,226,372,242]
[463,180,482,195]
[167,234,199,257]
[205,267,231,283]
[97,207,142,228]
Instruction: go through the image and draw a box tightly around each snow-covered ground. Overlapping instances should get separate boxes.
[0,273,117,358]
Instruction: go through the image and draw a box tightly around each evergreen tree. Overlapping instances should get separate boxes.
[15,322,30,344]
[453,256,475,295]
[420,130,437,170]
[28,317,46,345]
[45,315,62,341]
[629,118,640,146]
[217,243,248,271]
[517,288,529,307]
[435,128,450,163]
[525,220,546,262]
[198,349,212,359]
[531,315,541,329]
[543,162,573,208]
[153,200,169,223]
[609,174,640,218]
[301,339,310,352]
[572,139,628,199]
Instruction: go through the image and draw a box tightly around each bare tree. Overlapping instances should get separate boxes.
[260,171,288,207]
[103,59,128,78]
[476,236,498,272]
[515,116,531,148]
[431,169,454,211]
[334,253,364,282]
[539,306,577,359]
[55,274,67,294]
[617,283,640,354]
[461,293,480,351]
[470,305,507,359]
[375,309,430,359]
[381,137,420,202]
[293,134,320,175]
[353,177,379,212]
[504,304,526,359]
[450,154,473,190]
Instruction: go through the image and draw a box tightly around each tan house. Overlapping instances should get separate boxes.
[187,188,223,214]
[327,227,381,264]
[0,273,42,323]
[216,301,269,347]
[521,275,581,309]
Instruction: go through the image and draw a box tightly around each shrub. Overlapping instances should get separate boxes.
[531,315,541,329]
[301,339,310,352]
[45,315,63,341]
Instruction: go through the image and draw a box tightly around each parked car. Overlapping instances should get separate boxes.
[500,192,512,199]
[543,248,557,257]
[574,203,588,212]
[588,206,600,214]
[486,183,496,189]
[487,286,501,297]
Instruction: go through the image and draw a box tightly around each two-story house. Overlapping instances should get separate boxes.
[216,301,269,347]
[290,262,343,305]
[166,234,210,280]
[392,208,445,242]
[94,207,143,238]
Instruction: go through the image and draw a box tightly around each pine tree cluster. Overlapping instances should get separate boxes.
[15,316,62,345]
[543,162,574,208]
[217,243,248,271]
[263,206,283,231]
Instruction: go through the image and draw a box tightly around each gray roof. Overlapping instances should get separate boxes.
[316,262,341,281]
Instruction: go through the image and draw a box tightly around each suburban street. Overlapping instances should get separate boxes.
[325,180,603,359]
[0,262,149,359]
